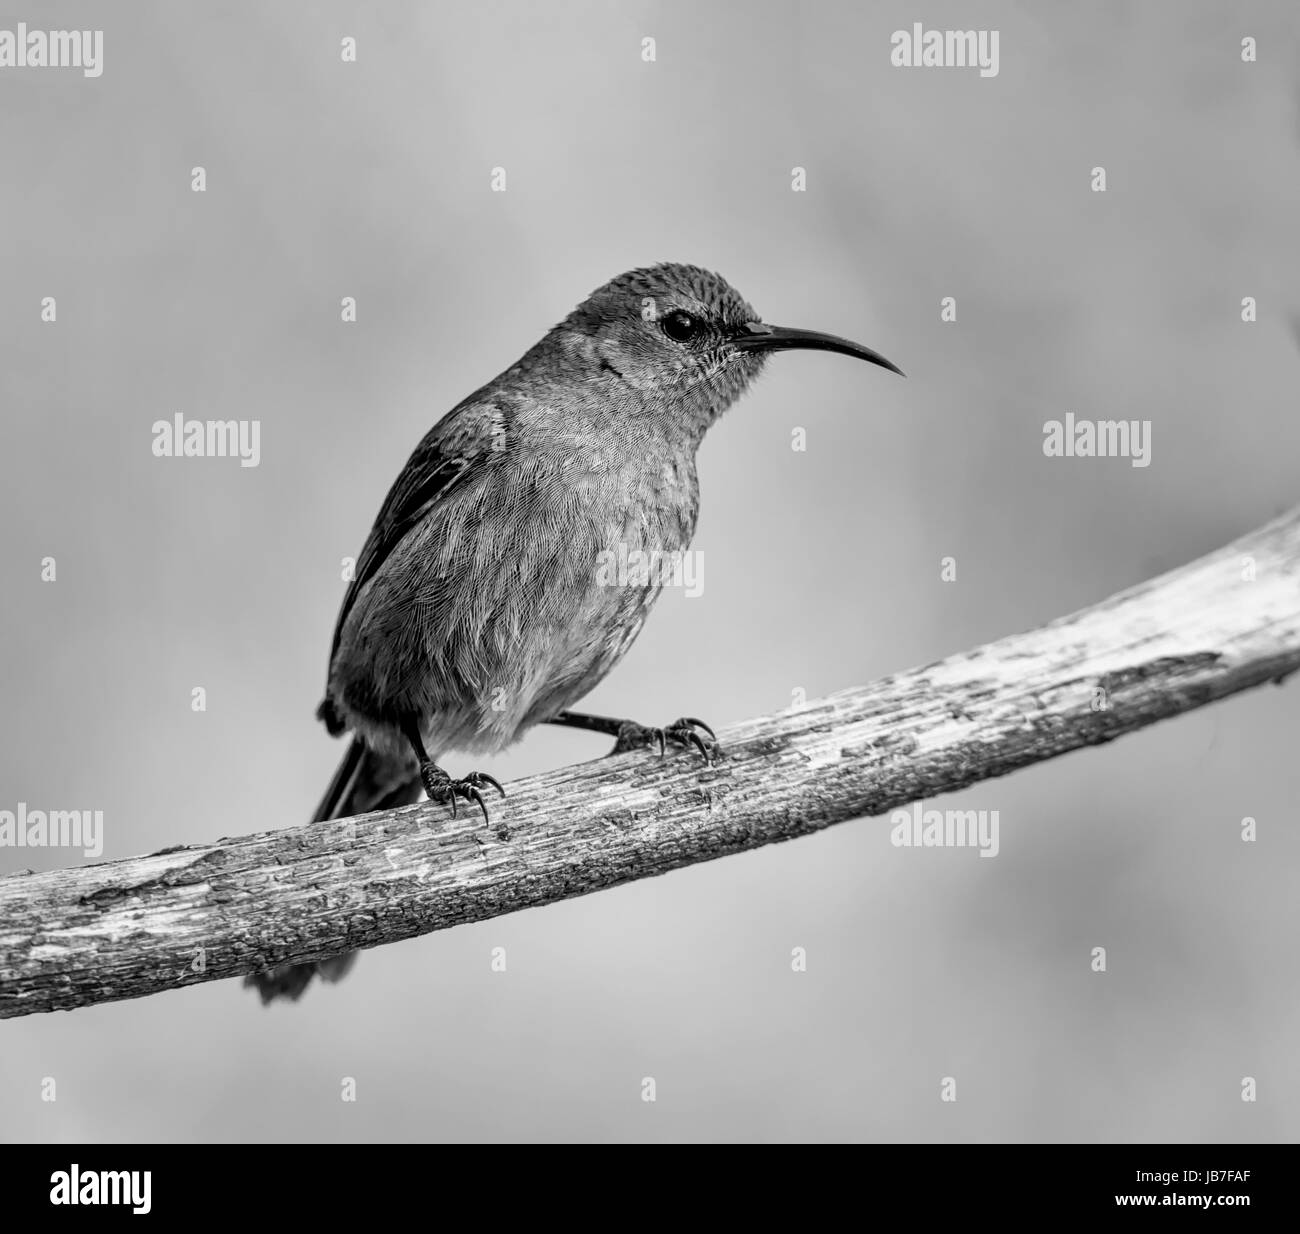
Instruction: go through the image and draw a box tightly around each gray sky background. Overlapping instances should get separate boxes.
[2,0,1298,1141]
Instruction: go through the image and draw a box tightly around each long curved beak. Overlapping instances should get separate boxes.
[732,321,904,376]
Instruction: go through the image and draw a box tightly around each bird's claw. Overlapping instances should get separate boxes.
[421,765,508,833]
[462,770,506,799]
[614,716,719,763]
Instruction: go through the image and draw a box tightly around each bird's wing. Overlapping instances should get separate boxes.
[317,397,509,732]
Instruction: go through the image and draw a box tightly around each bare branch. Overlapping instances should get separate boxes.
[3,507,1298,1018]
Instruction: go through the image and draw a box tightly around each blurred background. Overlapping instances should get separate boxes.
[2,0,1298,1142]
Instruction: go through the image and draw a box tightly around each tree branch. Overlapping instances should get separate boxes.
[4,508,1299,1018]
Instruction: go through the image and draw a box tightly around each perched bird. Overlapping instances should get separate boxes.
[247,263,901,1002]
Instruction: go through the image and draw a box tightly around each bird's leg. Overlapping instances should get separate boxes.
[547,710,718,763]
[401,718,507,834]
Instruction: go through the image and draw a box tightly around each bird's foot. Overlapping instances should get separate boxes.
[420,763,508,836]
[613,716,718,763]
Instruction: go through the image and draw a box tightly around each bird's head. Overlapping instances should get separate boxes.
[546,262,902,437]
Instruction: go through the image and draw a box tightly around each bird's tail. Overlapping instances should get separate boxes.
[245,738,422,1004]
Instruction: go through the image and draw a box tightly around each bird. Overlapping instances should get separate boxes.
[246,262,902,1002]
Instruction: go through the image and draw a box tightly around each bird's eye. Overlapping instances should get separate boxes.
[661,310,702,343]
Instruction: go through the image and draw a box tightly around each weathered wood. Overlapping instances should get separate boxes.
[3,507,1299,1018]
